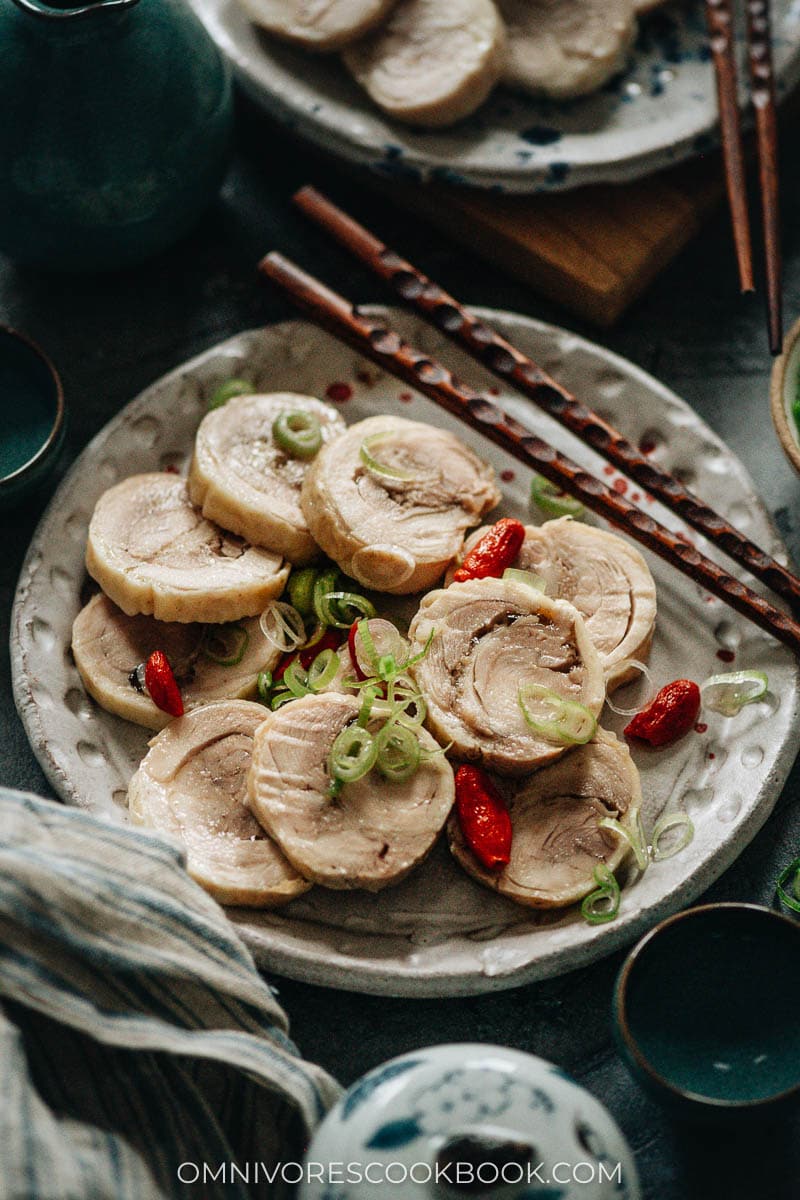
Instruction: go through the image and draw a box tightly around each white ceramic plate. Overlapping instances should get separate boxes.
[12,309,800,996]
[187,0,800,192]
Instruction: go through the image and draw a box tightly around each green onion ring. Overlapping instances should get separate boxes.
[283,658,311,699]
[776,858,800,914]
[208,378,253,410]
[651,812,695,861]
[330,724,378,783]
[257,670,272,705]
[599,813,649,873]
[287,567,319,620]
[259,601,306,653]
[374,721,420,783]
[201,623,249,667]
[581,865,620,925]
[502,568,547,593]
[518,684,597,745]
[312,569,340,627]
[272,410,323,459]
[324,591,377,630]
[530,474,585,519]
[358,683,382,728]
[271,690,296,710]
[359,432,422,482]
[307,649,340,693]
[700,670,769,717]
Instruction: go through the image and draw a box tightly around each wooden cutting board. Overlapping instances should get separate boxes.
[387,153,726,327]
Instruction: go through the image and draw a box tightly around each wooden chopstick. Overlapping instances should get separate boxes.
[258,250,800,659]
[746,0,783,354]
[292,185,800,616]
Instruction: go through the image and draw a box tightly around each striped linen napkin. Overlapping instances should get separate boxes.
[0,789,341,1200]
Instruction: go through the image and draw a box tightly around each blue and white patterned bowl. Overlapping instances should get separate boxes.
[187,0,800,193]
[300,1044,640,1198]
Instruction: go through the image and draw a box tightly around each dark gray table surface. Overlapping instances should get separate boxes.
[2,101,800,1198]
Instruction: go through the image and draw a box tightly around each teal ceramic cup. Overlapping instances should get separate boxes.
[614,903,800,1123]
[0,326,66,508]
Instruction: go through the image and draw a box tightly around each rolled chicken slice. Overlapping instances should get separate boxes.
[342,0,506,128]
[453,517,656,691]
[300,415,500,594]
[497,0,637,100]
[128,700,310,907]
[236,0,398,51]
[71,593,281,731]
[86,473,289,624]
[188,392,346,564]
[408,577,605,775]
[248,692,455,891]
[449,728,642,908]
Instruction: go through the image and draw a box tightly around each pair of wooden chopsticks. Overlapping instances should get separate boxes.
[705,0,782,353]
[258,187,800,659]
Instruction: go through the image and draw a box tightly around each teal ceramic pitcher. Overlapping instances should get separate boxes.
[0,0,233,270]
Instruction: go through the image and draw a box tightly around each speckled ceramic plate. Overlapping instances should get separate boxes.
[12,309,800,996]
[187,0,800,192]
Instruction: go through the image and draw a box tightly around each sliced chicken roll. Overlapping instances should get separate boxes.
[497,0,637,100]
[188,392,346,564]
[71,593,281,731]
[408,577,605,776]
[449,729,642,908]
[128,701,309,907]
[248,692,455,891]
[342,0,506,128]
[237,0,398,51]
[86,474,289,624]
[300,415,500,594]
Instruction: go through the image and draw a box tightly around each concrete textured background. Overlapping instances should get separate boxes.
[2,99,799,1198]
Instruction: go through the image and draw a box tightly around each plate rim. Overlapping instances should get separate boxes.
[11,307,800,996]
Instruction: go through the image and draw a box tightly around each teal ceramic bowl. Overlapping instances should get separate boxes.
[0,326,66,509]
[614,903,800,1123]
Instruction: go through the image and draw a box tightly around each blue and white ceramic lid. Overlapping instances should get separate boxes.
[186,0,800,193]
[301,1044,641,1199]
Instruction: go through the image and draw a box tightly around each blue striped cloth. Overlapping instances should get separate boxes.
[0,789,341,1200]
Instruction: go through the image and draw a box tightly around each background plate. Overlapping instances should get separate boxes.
[11,309,800,995]
[187,0,800,192]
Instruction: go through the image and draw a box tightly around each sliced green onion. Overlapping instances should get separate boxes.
[272,409,323,459]
[395,691,427,728]
[776,857,800,914]
[324,591,377,630]
[329,724,378,783]
[271,689,296,710]
[604,659,655,717]
[599,812,649,873]
[257,670,272,705]
[581,865,620,925]
[530,474,585,519]
[518,684,597,745]
[201,623,249,666]
[651,812,695,861]
[502,568,547,593]
[209,378,253,409]
[700,670,769,717]
[259,601,306,653]
[283,658,311,698]
[307,649,340,693]
[287,567,318,619]
[374,720,420,783]
[358,683,382,728]
[404,627,435,670]
[312,569,340,627]
[359,432,422,482]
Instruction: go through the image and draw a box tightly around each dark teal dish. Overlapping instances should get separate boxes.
[614,903,800,1122]
[0,327,66,508]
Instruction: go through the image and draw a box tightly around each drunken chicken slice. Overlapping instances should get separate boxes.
[497,0,637,100]
[449,728,642,908]
[86,473,289,624]
[455,517,656,691]
[71,593,281,731]
[408,577,605,776]
[188,392,346,564]
[237,0,398,51]
[342,0,506,128]
[128,700,309,907]
[247,692,455,890]
[299,415,500,594]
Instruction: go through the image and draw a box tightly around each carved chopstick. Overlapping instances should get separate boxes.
[746,0,783,354]
[259,251,800,659]
[705,0,755,295]
[292,185,800,614]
